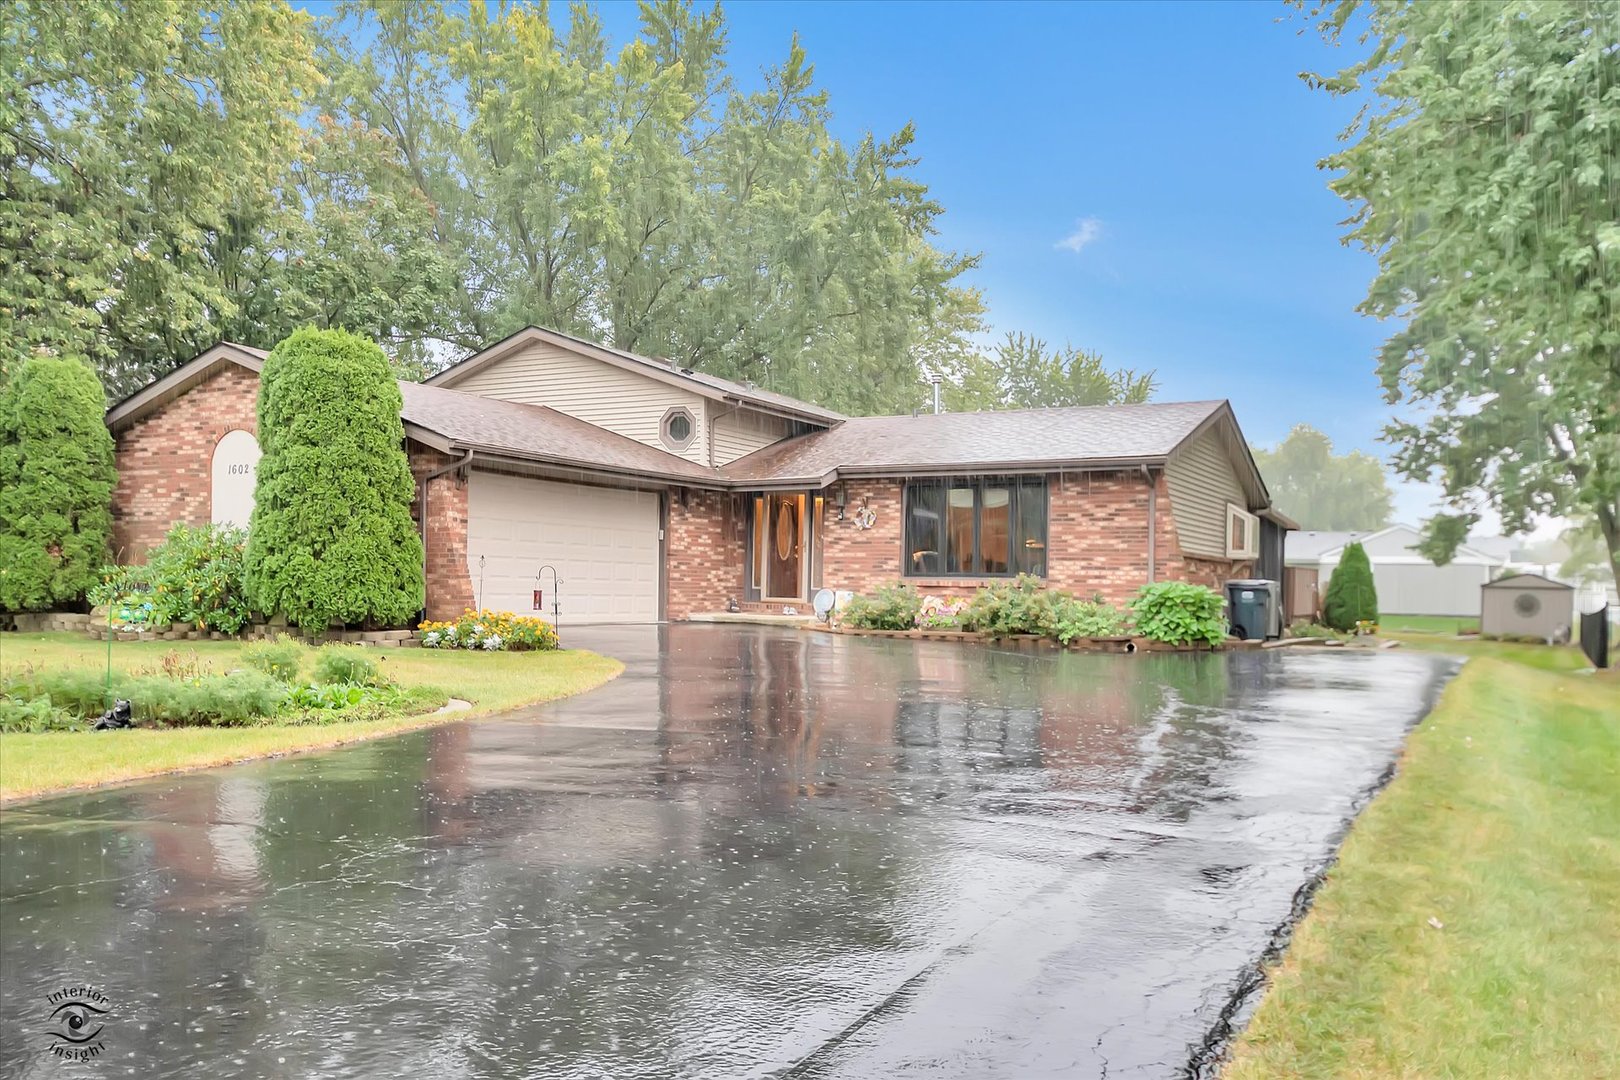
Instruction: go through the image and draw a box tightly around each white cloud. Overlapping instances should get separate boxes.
[1056,217,1103,254]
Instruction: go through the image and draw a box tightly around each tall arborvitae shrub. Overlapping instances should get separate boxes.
[1322,540,1379,631]
[243,328,424,631]
[0,357,116,611]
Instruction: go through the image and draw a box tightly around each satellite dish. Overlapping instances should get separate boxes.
[813,588,837,622]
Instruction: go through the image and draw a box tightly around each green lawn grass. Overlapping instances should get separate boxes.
[1378,613,1480,635]
[0,633,621,802]
[1382,629,1596,673]
[1225,656,1620,1079]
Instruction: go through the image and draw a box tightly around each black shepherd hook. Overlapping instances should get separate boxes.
[537,565,562,646]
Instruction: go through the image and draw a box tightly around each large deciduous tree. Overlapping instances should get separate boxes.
[1252,424,1393,530]
[323,0,980,414]
[1305,0,1620,586]
[938,332,1156,412]
[0,1,319,396]
[0,356,116,611]
[243,328,424,631]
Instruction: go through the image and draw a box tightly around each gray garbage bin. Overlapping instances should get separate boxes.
[1226,579,1280,641]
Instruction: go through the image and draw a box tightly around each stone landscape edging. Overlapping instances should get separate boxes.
[806,624,1237,653]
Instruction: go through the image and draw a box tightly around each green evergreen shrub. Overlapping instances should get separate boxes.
[1129,581,1228,647]
[1322,541,1379,631]
[0,356,116,611]
[313,644,380,686]
[840,583,923,630]
[243,328,424,631]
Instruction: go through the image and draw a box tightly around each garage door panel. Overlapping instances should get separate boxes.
[466,473,661,624]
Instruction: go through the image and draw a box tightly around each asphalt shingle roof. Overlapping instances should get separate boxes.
[397,381,719,483]
[720,400,1229,483]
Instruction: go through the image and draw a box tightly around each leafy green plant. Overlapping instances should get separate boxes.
[840,583,923,631]
[0,694,80,733]
[288,682,368,710]
[243,328,425,631]
[241,637,304,684]
[313,645,380,686]
[4,669,288,727]
[1129,582,1228,648]
[1051,594,1129,644]
[0,356,116,611]
[90,523,252,634]
[276,684,445,726]
[960,574,1062,636]
[1322,541,1379,632]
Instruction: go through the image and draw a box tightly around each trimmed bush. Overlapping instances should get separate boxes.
[1322,541,1379,632]
[241,637,304,684]
[313,644,379,686]
[243,328,424,631]
[1050,594,1129,643]
[1129,581,1228,647]
[0,356,116,611]
[960,574,1061,636]
[840,583,923,631]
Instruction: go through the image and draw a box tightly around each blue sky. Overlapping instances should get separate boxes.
[303,1,1470,528]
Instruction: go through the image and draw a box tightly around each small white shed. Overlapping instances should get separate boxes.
[1480,573,1576,641]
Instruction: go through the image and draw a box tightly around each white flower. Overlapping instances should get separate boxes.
[483,634,502,651]
[423,631,440,647]
[444,625,457,639]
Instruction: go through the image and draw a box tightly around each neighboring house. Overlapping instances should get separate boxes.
[1286,523,1505,617]
[105,326,1282,624]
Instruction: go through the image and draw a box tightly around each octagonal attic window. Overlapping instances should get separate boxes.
[1514,592,1541,618]
[661,407,696,452]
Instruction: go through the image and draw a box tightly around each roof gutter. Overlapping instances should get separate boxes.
[451,447,730,492]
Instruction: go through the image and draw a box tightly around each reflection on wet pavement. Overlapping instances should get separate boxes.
[0,626,1457,1078]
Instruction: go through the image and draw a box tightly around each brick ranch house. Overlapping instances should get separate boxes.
[105,325,1294,625]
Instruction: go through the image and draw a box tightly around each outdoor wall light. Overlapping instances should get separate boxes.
[834,484,848,520]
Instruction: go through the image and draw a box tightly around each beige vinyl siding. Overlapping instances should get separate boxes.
[1165,429,1247,559]
[450,341,709,464]
[710,406,791,465]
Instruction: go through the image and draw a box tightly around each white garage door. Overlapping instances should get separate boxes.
[466,472,661,624]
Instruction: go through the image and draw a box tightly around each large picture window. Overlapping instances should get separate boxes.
[904,477,1047,578]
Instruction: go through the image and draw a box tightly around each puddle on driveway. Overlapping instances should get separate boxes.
[0,627,1457,1078]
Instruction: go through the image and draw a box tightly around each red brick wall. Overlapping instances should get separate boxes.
[110,364,260,561]
[806,471,1250,610]
[818,479,906,597]
[665,490,746,619]
[410,445,474,621]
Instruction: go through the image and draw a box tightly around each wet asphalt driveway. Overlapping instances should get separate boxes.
[0,626,1457,1078]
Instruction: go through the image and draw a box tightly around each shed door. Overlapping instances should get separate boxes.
[466,472,661,624]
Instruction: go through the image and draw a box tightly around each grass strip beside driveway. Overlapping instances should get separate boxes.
[0,633,622,802]
[1225,657,1620,1079]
